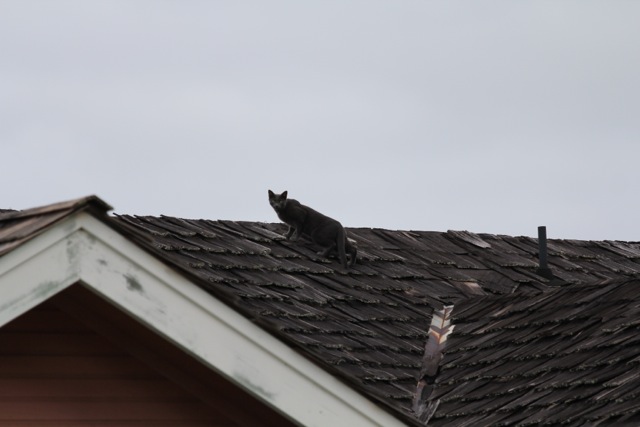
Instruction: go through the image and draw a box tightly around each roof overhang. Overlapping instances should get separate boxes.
[0,210,409,427]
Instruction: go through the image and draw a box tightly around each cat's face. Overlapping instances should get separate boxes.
[268,190,288,210]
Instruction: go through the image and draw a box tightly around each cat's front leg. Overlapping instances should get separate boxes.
[289,226,302,241]
[284,226,295,240]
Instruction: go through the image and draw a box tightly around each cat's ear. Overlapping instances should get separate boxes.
[268,190,274,198]
[282,191,288,199]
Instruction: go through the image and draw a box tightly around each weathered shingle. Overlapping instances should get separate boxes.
[0,196,111,256]
[428,278,640,426]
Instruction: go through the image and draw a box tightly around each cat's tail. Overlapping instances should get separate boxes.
[337,227,348,268]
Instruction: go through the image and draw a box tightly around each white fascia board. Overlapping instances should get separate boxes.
[0,215,83,327]
[0,212,410,427]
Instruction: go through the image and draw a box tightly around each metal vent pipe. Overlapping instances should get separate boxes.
[537,226,554,279]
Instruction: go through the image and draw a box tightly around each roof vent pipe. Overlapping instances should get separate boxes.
[537,226,554,280]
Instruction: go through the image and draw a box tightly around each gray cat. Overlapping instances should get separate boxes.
[268,190,357,268]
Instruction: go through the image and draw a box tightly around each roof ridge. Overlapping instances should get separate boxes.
[0,195,112,221]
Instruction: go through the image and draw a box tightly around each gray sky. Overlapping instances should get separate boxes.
[2,1,639,241]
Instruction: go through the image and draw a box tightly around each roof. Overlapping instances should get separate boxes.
[3,196,640,426]
[0,195,112,256]
[429,278,640,426]
[111,213,640,426]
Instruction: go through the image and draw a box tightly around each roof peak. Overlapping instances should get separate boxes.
[0,195,112,221]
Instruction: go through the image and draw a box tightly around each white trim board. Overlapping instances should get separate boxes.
[0,212,410,427]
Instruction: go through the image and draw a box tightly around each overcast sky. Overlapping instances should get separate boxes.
[2,1,639,241]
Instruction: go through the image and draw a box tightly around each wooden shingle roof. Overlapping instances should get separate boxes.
[111,214,640,426]
[0,195,111,256]
[429,278,640,426]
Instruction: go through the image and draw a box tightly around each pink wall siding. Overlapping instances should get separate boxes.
[0,299,237,426]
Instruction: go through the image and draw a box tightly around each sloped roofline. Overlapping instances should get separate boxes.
[0,199,409,427]
[0,195,113,220]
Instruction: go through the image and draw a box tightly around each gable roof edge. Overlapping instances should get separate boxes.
[0,210,411,427]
